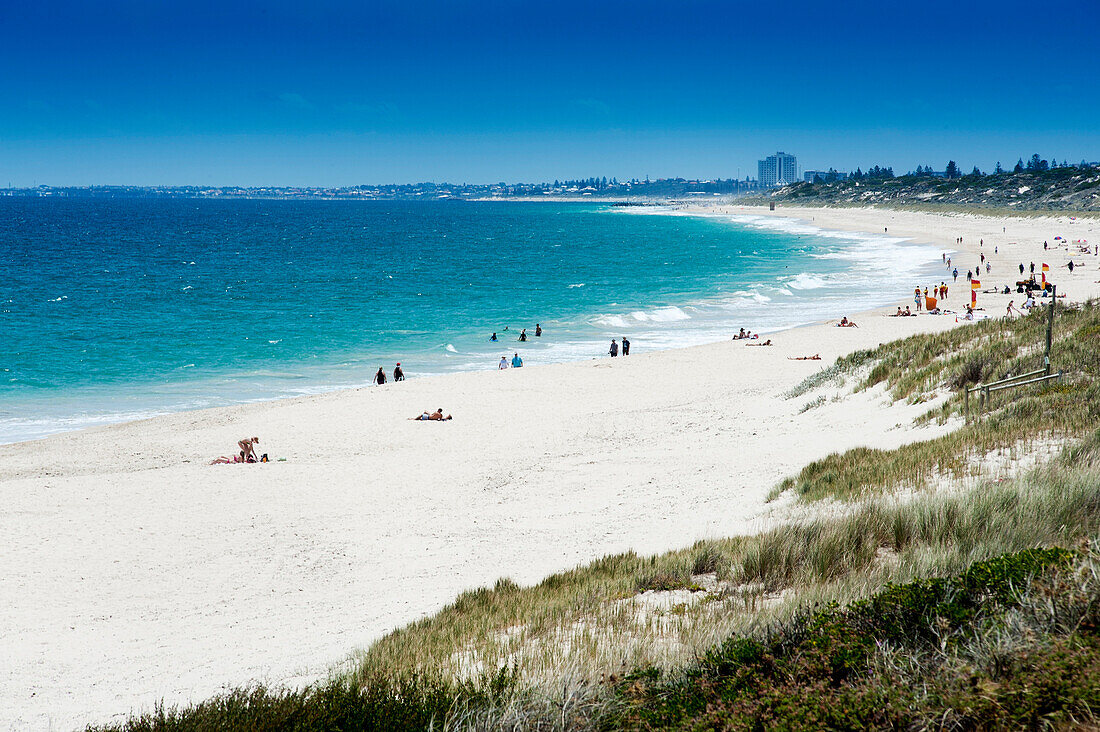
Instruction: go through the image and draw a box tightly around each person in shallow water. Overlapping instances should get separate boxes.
[518,329,527,341]
[374,367,386,385]
[609,339,619,357]
[498,356,508,369]
[535,324,542,337]
[393,363,404,381]
[511,352,523,368]
[489,332,497,341]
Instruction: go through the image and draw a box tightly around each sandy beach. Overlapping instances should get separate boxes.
[3,205,1097,730]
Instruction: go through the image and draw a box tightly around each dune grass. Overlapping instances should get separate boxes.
[775,299,1100,501]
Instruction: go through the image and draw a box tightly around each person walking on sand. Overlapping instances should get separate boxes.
[374,367,386,385]
[498,356,509,370]
[393,363,404,381]
[511,352,523,368]
[238,436,260,462]
[952,268,958,282]
[609,339,619,357]
[622,337,630,356]
[1020,263,1025,275]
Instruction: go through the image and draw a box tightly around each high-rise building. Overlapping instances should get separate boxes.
[758,152,798,187]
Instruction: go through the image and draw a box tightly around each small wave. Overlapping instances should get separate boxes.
[181,285,193,291]
[568,283,585,288]
[593,314,631,328]
[786,273,829,290]
[631,306,691,323]
[48,296,68,302]
[268,339,281,344]
[445,344,458,353]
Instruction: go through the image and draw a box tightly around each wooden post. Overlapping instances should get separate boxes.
[1045,284,1056,374]
[964,387,970,421]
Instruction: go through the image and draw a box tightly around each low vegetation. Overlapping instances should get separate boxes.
[90,303,1100,730]
[747,164,1100,212]
[776,299,1100,501]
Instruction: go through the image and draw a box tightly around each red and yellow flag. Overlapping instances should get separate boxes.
[1042,263,1050,272]
[971,279,981,290]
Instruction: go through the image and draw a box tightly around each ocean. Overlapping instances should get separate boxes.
[0,198,939,444]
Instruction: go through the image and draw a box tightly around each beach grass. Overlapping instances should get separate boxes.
[775,299,1100,501]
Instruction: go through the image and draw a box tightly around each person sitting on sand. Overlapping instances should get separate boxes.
[788,354,821,360]
[746,339,773,346]
[836,317,858,327]
[892,307,904,317]
[238,436,259,462]
[734,327,747,339]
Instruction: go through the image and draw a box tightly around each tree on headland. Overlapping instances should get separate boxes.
[995,161,1004,174]
[1014,158,1025,174]
[945,160,960,178]
[971,166,982,176]
[1026,154,1049,172]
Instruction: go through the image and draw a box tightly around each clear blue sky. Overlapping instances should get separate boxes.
[2,0,1097,186]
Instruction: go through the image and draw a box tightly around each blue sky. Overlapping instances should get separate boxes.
[2,0,1097,186]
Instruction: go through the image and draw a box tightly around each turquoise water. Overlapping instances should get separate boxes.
[1,199,938,443]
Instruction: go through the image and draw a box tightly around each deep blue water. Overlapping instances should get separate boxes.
[0,198,938,442]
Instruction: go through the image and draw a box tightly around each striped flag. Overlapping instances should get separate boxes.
[1042,263,1050,272]
[971,279,981,290]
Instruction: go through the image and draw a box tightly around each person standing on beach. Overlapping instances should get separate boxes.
[1020,263,1025,275]
[498,356,509,369]
[609,339,619,357]
[393,363,404,381]
[953,268,958,282]
[967,270,972,283]
[1031,262,1035,274]
[374,367,387,385]
[511,352,523,368]
[622,337,630,356]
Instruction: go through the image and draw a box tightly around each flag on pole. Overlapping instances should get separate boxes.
[971,279,981,290]
[1042,263,1050,272]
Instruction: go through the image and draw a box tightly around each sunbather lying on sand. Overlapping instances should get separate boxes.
[210,455,243,464]
[788,354,821,360]
[410,408,453,421]
[746,339,773,346]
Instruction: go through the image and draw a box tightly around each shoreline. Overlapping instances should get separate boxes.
[2,203,937,448]
[3,205,1098,729]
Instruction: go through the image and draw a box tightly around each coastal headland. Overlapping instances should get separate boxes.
[2,204,1097,729]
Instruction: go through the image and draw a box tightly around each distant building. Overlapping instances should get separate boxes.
[758,152,798,187]
[803,170,848,183]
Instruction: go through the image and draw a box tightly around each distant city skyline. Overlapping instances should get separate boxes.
[2,0,1097,187]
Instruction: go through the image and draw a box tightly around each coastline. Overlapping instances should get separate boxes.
[3,205,1097,729]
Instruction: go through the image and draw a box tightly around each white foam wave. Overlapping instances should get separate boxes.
[786,273,828,290]
[445,344,458,353]
[568,283,585,288]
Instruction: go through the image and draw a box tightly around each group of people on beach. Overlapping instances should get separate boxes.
[375,363,405,385]
[608,338,630,357]
[210,436,267,464]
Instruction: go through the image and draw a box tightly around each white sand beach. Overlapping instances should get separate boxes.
[2,206,1097,729]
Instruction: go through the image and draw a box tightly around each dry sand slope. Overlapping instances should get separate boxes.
[1,206,1096,729]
